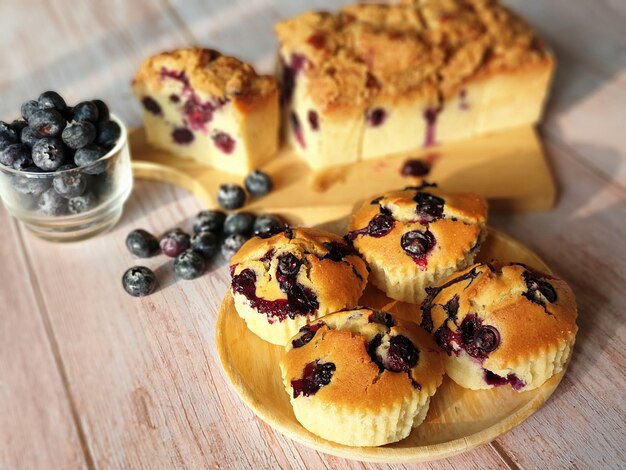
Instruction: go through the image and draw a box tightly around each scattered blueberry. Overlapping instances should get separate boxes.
[126,229,160,258]
[29,109,65,137]
[72,101,99,122]
[252,214,284,236]
[217,184,246,210]
[224,212,255,236]
[190,231,219,259]
[221,233,248,260]
[74,145,106,174]
[20,126,41,148]
[38,91,67,112]
[62,121,96,149]
[122,266,157,297]
[12,166,50,195]
[21,100,40,121]
[192,209,226,234]
[174,249,206,280]
[32,137,66,171]
[38,187,68,216]
[159,229,191,257]
[244,169,273,196]
[52,167,87,198]
[68,192,97,214]
[94,120,121,149]
[1,144,32,170]
[92,100,110,122]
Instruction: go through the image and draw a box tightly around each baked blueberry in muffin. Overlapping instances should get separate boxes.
[229,227,368,345]
[347,183,487,303]
[420,261,578,391]
[281,308,444,446]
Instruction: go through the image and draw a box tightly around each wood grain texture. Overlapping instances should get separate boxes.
[0,207,87,470]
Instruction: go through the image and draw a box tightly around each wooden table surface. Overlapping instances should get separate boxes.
[1,1,624,469]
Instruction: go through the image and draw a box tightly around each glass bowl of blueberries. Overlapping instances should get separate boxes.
[0,91,133,241]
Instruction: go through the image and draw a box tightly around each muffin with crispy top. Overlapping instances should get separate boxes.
[420,261,578,391]
[132,47,278,175]
[229,227,368,345]
[281,307,444,447]
[347,183,487,304]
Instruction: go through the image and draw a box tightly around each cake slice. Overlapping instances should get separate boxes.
[275,0,554,168]
[132,48,279,175]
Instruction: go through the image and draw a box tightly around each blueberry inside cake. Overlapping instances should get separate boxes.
[420,261,578,391]
[132,48,279,175]
[347,183,488,303]
[281,308,444,447]
[229,227,368,345]
[275,0,553,168]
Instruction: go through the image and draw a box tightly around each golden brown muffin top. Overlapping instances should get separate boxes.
[281,308,444,410]
[420,261,578,371]
[230,228,368,322]
[275,0,550,109]
[347,184,487,278]
[133,47,277,101]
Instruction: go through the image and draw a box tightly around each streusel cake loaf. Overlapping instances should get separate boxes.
[133,48,279,175]
[275,0,553,168]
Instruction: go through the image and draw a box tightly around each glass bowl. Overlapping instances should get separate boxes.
[0,114,133,242]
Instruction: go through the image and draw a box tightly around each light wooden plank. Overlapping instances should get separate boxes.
[489,139,626,468]
[0,207,87,470]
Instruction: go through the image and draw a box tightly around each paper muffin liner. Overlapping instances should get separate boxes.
[284,375,432,447]
[232,292,327,346]
[445,335,576,392]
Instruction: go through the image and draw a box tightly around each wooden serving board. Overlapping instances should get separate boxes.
[129,126,555,226]
[215,228,567,463]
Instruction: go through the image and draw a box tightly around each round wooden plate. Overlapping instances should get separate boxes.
[215,228,566,463]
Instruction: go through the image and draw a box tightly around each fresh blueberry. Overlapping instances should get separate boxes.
[92,100,110,122]
[38,91,67,112]
[21,100,40,121]
[252,214,284,236]
[12,166,51,195]
[67,192,97,214]
[52,167,87,198]
[72,101,99,122]
[32,137,66,171]
[10,120,28,135]
[159,229,191,257]
[74,145,106,174]
[174,249,206,280]
[38,187,68,215]
[126,229,160,258]
[1,144,32,170]
[217,184,246,210]
[244,169,273,196]
[0,122,18,151]
[62,121,96,149]
[122,266,157,297]
[221,234,248,260]
[29,109,65,137]
[190,231,219,259]
[20,126,41,148]
[224,212,255,236]
[94,120,121,148]
[192,209,226,234]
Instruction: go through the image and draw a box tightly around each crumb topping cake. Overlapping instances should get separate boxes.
[421,261,578,391]
[275,0,553,167]
[132,48,279,175]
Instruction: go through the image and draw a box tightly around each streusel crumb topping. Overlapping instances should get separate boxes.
[275,0,549,108]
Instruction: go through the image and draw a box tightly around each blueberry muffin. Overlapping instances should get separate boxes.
[347,183,487,304]
[420,262,578,391]
[229,227,368,345]
[280,308,444,447]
